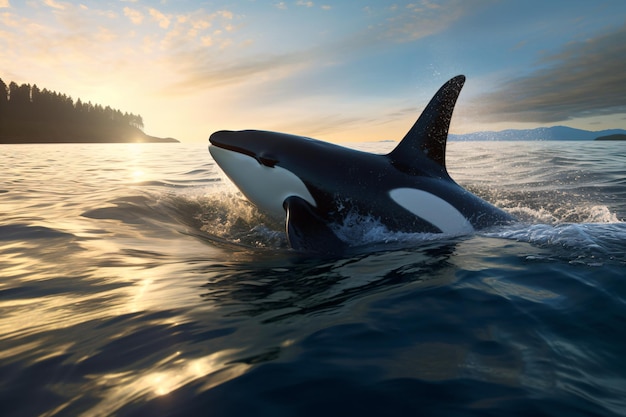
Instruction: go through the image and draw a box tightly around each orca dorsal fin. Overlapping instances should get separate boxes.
[388,75,465,174]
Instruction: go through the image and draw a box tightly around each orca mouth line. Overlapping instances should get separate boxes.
[209,136,278,168]
[210,140,256,159]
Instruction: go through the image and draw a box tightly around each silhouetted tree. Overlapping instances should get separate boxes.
[0,78,7,129]
[0,78,7,106]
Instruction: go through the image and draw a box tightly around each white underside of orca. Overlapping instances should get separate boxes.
[389,188,474,235]
[209,145,316,219]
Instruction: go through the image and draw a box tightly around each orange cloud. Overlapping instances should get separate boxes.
[43,0,67,10]
[123,7,143,25]
[149,8,170,29]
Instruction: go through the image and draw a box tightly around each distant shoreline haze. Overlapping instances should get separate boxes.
[0,78,178,144]
[449,126,626,141]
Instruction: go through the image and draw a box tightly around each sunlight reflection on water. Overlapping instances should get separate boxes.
[74,350,249,417]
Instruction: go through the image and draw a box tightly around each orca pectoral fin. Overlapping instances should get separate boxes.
[284,196,346,255]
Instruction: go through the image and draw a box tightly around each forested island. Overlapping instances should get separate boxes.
[0,78,178,143]
[595,134,626,141]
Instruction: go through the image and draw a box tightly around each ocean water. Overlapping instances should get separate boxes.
[1,141,625,417]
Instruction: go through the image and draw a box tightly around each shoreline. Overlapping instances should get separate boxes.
[0,134,179,144]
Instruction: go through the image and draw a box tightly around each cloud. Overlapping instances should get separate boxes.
[43,0,67,10]
[296,1,314,7]
[0,11,14,27]
[149,7,170,29]
[0,0,10,9]
[151,9,234,50]
[165,49,311,94]
[218,10,233,20]
[0,2,146,84]
[476,25,626,123]
[123,7,143,25]
[379,0,477,42]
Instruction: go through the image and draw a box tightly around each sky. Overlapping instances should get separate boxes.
[1,0,625,143]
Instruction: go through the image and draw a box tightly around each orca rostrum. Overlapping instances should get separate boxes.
[209,75,516,253]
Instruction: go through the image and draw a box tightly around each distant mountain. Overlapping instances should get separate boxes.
[449,126,626,141]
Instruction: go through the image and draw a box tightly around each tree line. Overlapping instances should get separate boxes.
[0,77,147,143]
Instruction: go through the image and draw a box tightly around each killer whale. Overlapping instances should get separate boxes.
[209,75,515,253]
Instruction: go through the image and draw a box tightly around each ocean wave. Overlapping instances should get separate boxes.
[144,188,626,264]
